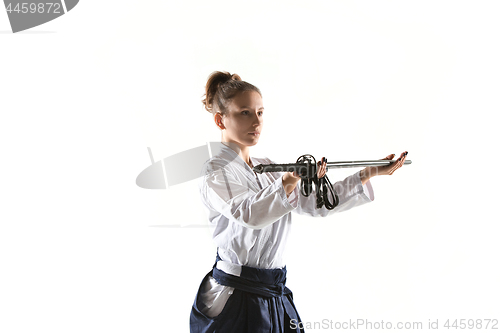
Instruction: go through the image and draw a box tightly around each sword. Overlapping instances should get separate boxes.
[253,156,412,177]
[252,154,412,210]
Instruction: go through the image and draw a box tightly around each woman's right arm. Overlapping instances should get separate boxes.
[282,171,301,198]
[199,162,298,230]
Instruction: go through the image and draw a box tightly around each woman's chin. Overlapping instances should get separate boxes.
[246,139,259,146]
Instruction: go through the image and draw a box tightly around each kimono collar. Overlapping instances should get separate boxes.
[215,143,261,191]
[218,143,256,173]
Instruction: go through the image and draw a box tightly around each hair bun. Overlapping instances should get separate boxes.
[230,73,242,81]
[201,71,261,115]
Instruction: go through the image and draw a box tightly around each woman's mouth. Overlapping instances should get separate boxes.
[248,132,260,136]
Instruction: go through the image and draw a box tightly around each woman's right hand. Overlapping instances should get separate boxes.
[283,171,301,197]
[290,156,328,179]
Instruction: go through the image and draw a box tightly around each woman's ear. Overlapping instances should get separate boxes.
[215,113,225,130]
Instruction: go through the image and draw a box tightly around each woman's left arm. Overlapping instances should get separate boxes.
[291,151,408,217]
[360,151,408,185]
[290,169,374,217]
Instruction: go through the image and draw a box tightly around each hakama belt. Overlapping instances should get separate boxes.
[212,251,291,298]
[190,250,305,333]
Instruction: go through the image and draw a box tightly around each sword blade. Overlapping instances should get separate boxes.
[326,159,412,168]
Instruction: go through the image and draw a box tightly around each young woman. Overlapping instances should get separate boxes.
[189,71,408,333]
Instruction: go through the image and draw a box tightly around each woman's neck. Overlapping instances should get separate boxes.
[221,141,252,166]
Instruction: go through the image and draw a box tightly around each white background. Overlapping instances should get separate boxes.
[1,1,499,332]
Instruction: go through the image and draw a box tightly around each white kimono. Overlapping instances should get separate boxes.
[197,144,374,317]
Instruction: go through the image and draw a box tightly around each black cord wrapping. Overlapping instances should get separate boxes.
[296,154,340,210]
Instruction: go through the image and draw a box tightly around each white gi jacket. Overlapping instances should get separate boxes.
[197,144,374,317]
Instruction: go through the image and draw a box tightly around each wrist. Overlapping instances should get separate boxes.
[284,171,301,182]
[282,172,300,197]
[360,167,376,185]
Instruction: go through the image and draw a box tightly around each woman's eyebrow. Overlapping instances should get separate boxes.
[240,106,265,110]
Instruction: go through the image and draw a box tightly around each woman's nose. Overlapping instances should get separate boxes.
[253,113,263,124]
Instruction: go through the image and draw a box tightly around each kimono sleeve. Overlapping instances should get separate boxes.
[198,160,297,230]
[289,170,375,218]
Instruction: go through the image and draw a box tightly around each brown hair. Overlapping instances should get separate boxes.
[202,71,262,116]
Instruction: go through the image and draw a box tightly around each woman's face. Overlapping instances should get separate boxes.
[219,90,264,148]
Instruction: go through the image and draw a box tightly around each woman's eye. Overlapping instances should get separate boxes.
[241,110,263,115]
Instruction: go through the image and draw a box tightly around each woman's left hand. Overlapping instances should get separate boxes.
[317,157,327,179]
[373,151,408,176]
